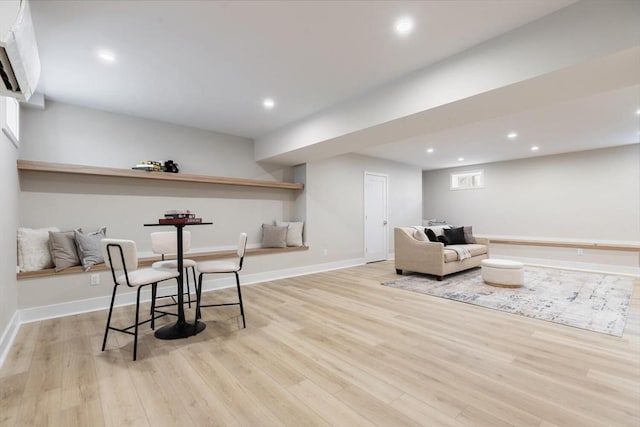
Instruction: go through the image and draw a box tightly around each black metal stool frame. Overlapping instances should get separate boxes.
[101,243,179,361]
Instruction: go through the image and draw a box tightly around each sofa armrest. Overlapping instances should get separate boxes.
[394,227,445,274]
[475,237,489,245]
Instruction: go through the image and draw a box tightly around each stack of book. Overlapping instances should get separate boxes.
[159,209,202,224]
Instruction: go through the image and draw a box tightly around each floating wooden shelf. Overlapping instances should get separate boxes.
[17,245,309,279]
[484,237,639,252]
[17,160,304,190]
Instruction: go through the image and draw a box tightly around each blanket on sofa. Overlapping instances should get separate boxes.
[448,245,472,261]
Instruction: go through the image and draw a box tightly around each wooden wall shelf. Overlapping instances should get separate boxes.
[17,160,304,190]
[484,237,640,252]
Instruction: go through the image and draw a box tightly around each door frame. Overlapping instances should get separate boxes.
[363,171,389,263]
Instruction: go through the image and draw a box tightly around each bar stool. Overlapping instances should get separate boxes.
[150,231,196,308]
[101,238,180,361]
[195,232,247,329]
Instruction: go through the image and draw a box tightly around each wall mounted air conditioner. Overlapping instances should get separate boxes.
[0,0,40,101]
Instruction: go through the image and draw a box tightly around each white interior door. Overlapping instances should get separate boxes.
[364,172,388,263]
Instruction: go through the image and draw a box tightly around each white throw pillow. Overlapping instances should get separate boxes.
[17,226,60,272]
[275,221,304,247]
[413,229,427,241]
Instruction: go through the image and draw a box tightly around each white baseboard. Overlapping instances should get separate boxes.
[199,257,366,292]
[1,257,366,367]
[0,311,20,368]
[497,255,640,277]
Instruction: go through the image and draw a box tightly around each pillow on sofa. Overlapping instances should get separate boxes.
[275,220,304,247]
[49,229,82,271]
[425,229,438,242]
[17,226,60,272]
[74,227,107,271]
[425,225,451,237]
[444,226,467,245]
[262,224,287,248]
[437,235,449,246]
[413,229,427,241]
[463,226,476,244]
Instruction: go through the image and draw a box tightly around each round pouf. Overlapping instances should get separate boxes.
[481,259,524,288]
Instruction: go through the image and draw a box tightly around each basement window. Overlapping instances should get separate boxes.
[450,169,484,190]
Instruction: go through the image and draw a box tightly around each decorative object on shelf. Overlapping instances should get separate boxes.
[132,160,162,171]
[163,160,179,173]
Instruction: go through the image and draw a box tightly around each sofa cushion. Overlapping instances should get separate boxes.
[444,226,466,245]
[463,226,476,244]
[425,229,438,242]
[444,244,488,262]
[437,235,449,245]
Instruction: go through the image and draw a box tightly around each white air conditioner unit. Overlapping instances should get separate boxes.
[0,0,40,101]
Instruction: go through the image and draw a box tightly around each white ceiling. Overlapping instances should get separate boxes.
[359,84,640,170]
[28,0,639,170]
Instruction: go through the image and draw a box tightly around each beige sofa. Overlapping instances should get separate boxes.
[394,226,489,280]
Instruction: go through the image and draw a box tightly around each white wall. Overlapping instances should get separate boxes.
[15,102,423,315]
[422,145,640,272]
[0,97,20,360]
[20,101,290,180]
[305,153,422,262]
[17,101,300,309]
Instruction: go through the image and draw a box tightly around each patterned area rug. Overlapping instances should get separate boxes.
[382,266,636,336]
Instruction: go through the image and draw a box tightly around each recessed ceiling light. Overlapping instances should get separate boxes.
[507,132,518,139]
[97,49,116,63]
[531,146,540,151]
[636,109,640,115]
[426,148,434,153]
[394,17,414,36]
[263,98,275,109]
[457,157,464,161]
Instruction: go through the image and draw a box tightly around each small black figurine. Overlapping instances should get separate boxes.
[163,160,179,173]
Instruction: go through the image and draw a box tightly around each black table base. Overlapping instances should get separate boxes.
[145,221,212,341]
[154,320,206,340]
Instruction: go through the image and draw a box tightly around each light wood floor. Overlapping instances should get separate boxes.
[1,261,639,427]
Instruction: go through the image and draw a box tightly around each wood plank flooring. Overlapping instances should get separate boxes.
[1,261,639,426]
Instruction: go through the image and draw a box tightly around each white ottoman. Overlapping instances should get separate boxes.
[481,259,524,288]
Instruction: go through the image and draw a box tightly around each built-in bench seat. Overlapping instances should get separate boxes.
[17,245,309,279]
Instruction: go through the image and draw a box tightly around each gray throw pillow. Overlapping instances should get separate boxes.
[74,227,107,271]
[261,224,287,248]
[49,229,82,271]
[463,226,476,244]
